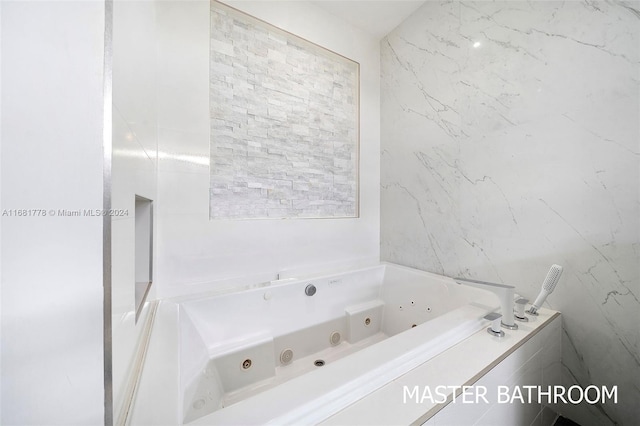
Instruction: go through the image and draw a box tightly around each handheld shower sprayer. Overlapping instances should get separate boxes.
[527,264,563,315]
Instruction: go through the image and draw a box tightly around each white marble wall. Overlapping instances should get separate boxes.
[380,2,639,425]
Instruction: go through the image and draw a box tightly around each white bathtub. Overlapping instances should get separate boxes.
[174,263,499,424]
[129,262,559,425]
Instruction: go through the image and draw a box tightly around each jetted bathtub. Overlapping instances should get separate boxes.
[169,263,501,424]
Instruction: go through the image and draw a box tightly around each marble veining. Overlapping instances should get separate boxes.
[380,1,639,425]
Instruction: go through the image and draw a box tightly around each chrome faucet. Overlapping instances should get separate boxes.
[454,277,518,330]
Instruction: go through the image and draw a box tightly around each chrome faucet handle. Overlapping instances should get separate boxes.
[484,312,505,337]
[514,298,529,322]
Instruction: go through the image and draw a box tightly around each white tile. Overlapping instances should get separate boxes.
[113,0,158,161]
[158,127,210,174]
[380,2,640,425]
[151,0,380,298]
[158,171,209,216]
[111,0,159,419]
[1,1,105,423]
[156,0,210,134]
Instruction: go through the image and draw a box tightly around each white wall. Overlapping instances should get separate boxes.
[154,0,380,298]
[111,0,158,420]
[380,2,639,426]
[0,1,105,424]
[0,2,3,421]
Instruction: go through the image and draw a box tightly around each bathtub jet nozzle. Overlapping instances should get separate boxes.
[527,264,563,315]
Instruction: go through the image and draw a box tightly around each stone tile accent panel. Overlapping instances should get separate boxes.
[209,1,359,219]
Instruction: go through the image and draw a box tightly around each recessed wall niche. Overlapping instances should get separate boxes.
[209,1,359,219]
[134,196,153,323]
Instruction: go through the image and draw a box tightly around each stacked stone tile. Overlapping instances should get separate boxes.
[209,4,358,219]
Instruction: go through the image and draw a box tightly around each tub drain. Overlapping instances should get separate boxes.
[314,359,325,367]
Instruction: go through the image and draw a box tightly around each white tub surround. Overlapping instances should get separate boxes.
[327,308,561,426]
[380,2,639,425]
[129,263,560,425]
